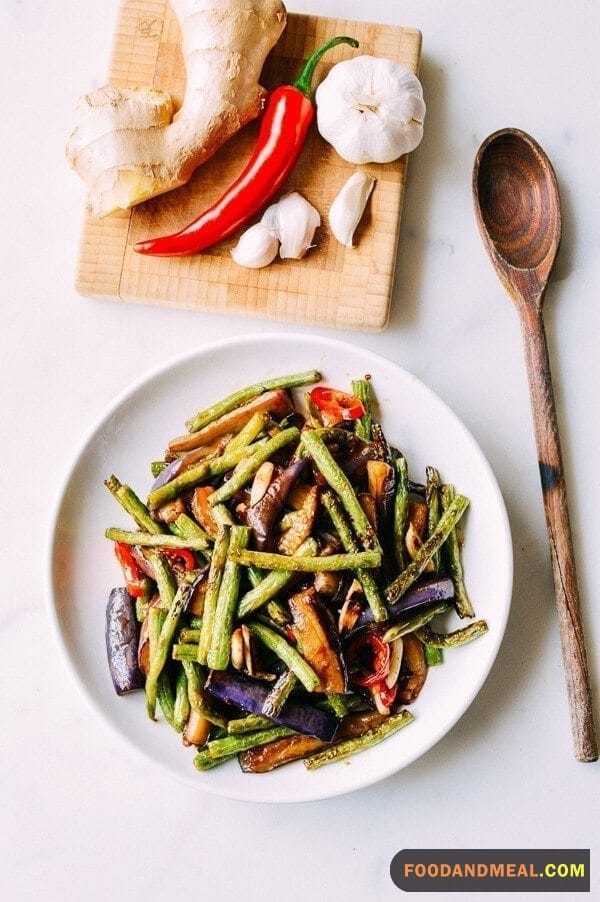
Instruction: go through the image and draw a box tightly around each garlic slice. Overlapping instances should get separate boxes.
[231,222,279,268]
[261,192,320,259]
[329,171,375,248]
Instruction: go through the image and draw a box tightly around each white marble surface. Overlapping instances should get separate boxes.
[2,0,599,899]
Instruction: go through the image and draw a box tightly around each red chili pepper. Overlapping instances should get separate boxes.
[114,542,147,597]
[162,548,196,571]
[310,386,365,422]
[134,35,359,258]
[375,679,398,709]
[347,633,390,687]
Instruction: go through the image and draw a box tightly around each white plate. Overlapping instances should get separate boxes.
[47,333,512,803]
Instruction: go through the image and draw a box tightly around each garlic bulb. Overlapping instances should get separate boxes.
[315,56,425,164]
[231,223,279,268]
[261,192,320,259]
[329,172,375,248]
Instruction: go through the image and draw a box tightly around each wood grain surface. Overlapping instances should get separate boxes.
[75,1,422,330]
[473,128,598,763]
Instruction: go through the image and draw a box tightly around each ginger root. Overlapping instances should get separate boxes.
[66,0,286,217]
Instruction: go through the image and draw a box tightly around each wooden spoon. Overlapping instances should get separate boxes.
[473,127,597,762]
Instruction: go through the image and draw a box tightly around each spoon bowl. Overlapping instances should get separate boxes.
[473,128,561,304]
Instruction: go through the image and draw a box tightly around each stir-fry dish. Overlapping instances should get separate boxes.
[104,371,488,773]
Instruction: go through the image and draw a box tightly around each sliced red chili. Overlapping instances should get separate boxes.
[346,633,390,687]
[162,548,196,571]
[309,387,365,423]
[114,542,147,597]
[376,680,398,709]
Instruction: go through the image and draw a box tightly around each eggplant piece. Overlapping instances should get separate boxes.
[288,587,347,693]
[182,709,212,747]
[238,710,388,772]
[397,634,427,703]
[246,458,307,550]
[356,576,454,629]
[105,587,144,695]
[366,460,395,538]
[277,485,319,555]
[137,615,150,676]
[190,486,219,538]
[205,670,338,741]
[239,733,328,772]
[168,390,293,453]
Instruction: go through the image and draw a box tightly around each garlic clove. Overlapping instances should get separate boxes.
[261,192,320,259]
[329,171,375,248]
[231,222,279,268]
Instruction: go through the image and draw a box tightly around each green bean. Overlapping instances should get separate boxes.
[440,484,475,618]
[416,620,488,648]
[207,726,296,759]
[145,577,196,720]
[172,643,199,660]
[265,600,292,627]
[326,693,348,718]
[301,429,381,553]
[227,714,273,735]
[249,620,320,692]
[197,525,230,665]
[262,670,298,719]
[321,490,387,622]
[423,642,444,667]
[193,749,235,770]
[105,528,208,551]
[178,628,202,643]
[385,494,469,603]
[188,616,204,630]
[381,601,452,643]
[146,441,261,509]
[151,552,177,612]
[104,475,163,534]
[149,608,177,727]
[423,643,444,666]
[392,457,409,572]
[169,513,212,547]
[224,411,270,455]
[185,370,321,433]
[351,378,373,442]
[157,670,177,729]
[208,428,300,506]
[211,504,236,527]
[173,668,190,732]
[425,466,442,572]
[151,461,167,477]
[304,710,414,770]
[182,660,228,728]
[237,538,317,618]
[207,526,251,670]
[231,548,381,572]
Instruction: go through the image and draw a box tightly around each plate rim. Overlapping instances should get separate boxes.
[45,332,513,803]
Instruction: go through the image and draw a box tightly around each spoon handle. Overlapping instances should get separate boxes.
[519,303,597,762]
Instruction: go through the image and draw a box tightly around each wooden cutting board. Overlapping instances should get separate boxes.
[75,1,422,331]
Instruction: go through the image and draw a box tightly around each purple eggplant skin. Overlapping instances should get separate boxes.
[105,588,144,695]
[356,576,455,629]
[205,670,339,742]
[246,458,307,551]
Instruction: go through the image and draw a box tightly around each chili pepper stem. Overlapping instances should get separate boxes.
[294,36,359,99]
